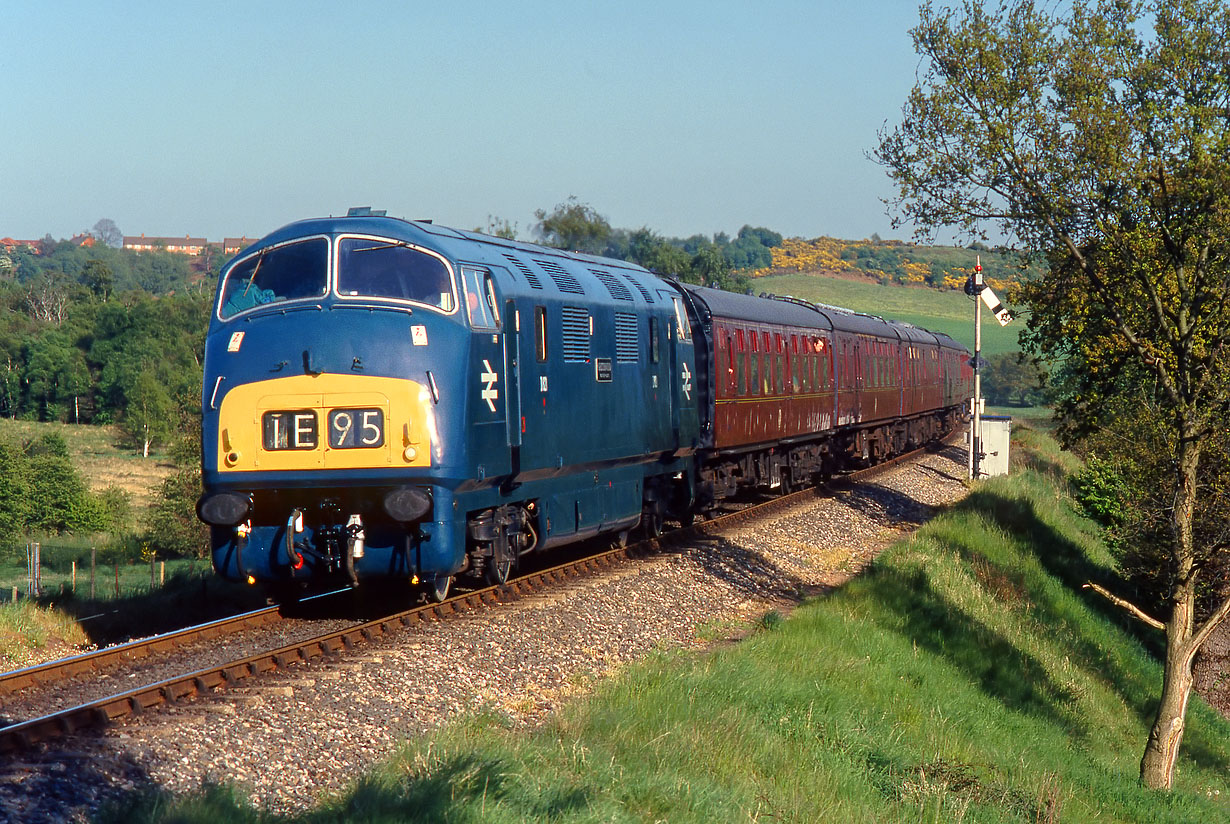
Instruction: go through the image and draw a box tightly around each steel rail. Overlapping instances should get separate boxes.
[0,604,284,696]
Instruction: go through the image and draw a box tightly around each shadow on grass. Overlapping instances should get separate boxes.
[943,487,1230,776]
[866,563,1075,730]
[47,573,267,646]
[325,753,591,822]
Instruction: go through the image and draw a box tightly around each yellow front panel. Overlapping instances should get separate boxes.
[216,373,434,472]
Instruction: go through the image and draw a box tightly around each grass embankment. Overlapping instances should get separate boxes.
[757,272,1021,358]
[106,424,1230,822]
[0,599,91,668]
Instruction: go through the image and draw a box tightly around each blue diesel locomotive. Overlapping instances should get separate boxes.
[197,211,701,600]
[196,210,971,601]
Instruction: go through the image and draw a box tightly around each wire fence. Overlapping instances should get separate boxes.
[3,542,209,604]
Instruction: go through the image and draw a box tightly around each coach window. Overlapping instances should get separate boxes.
[535,306,547,362]
[749,333,760,396]
[735,330,747,395]
[725,335,735,393]
[791,337,801,393]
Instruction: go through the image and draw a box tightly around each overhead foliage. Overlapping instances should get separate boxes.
[532,198,778,292]
[876,0,1230,790]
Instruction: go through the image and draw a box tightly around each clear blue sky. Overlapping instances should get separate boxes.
[1,1,931,244]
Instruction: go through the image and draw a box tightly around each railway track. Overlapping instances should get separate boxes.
[0,436,959,754]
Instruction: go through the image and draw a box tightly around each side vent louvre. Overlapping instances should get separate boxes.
[615,312,639,362]
[590,269,633,301]
[621,273,655,303]
[502,254,542,289]
[534,258,585,294]
[561,306,591,362]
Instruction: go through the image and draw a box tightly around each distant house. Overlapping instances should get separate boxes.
[69,233,97,247]
[223,236,261,255]
[123,234,209,255]
[0,237,42,254]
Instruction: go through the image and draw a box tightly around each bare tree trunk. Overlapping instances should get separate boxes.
[1140,583,1197,789]
[1140,430,1201,790]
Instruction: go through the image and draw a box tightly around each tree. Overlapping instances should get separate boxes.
[23,434,105,534]
[476,215,518,239]
[122,367,174,457]
[0,439,30,549]
[875,0,1230,789]
[146,399,208,557]
[533,197,612,253]
[24,274,71,325]
[81,259,113,301]
[981,352,1048,407]
[90,218,123,249]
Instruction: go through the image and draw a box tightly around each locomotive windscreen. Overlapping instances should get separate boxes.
[219,237,329,318]
[337,237,455,311]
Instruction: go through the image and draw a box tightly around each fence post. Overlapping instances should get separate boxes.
[25,543,31,596]
[160,561,165,586]
[150,552,155,590]
[11,585,16,603]
[33,542,40,597]
[72,560,77,594]
[90,547,96,600]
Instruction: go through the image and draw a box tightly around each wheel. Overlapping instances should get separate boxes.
[429,574,452,602]
[485,552,513,585]
[641,508,664,539]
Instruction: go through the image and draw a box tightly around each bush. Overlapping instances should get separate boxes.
[1070,456,1130,529]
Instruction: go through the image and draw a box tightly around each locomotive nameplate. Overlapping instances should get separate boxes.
[595,358,612,383]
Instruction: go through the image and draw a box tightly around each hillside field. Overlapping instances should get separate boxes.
[755,272,1022,358]
[0,419,172,516]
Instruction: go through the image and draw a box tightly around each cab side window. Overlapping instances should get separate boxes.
[462,267,499,330]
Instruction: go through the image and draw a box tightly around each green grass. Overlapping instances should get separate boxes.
[0,550,206,603]
[101,424,1230,822]
[0,554,264,646]
[0,418,173,515]
[756,273,1022,357]
[0,599,91,667]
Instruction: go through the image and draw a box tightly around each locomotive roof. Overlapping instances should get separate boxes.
[249,214,650,276]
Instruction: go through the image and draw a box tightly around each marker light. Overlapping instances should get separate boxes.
[246,575,257,585]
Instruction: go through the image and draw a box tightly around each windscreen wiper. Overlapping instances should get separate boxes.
[352,240,410,252]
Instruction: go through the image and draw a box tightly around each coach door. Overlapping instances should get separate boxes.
[834,336,852,426]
